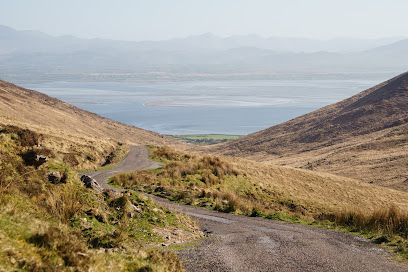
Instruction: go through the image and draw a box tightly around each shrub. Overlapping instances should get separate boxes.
[42,182,86,223]
[63,153,79,167]
[332,204,408,238]
[111,172,155,188]
[28,226,89,269]
[0,125,41,147]
[200,169,219,185]
[151,146,192,161]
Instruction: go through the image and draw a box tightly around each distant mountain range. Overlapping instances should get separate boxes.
[0,25,405,54]
[1,24,408,81]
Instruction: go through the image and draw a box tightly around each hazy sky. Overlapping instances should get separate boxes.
[1,0,407,41]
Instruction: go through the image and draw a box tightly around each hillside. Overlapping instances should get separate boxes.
[0,125,200,271]
[3,78,408,210]
[0,80,184,170]
[4,79,408,267]
[0,80,178,145]
[212,72,408,189]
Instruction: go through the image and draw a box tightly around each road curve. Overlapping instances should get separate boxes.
[83,146,162,190]
[83,146,408,272]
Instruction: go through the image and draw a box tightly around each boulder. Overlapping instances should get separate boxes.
[35,155,48,165]
[46,171,67,184]
[80,175,103,193]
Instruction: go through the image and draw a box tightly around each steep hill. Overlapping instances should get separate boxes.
[0,80,176,145]
[0,80,181,170]
[212,72,408,189]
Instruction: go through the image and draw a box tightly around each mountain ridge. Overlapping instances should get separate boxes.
[1,25,408,82]
[1,25,404,53]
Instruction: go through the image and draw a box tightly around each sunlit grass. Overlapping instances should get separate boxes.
[0,128,199,271]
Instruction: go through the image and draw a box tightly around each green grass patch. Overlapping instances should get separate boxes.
[77,163,117,174]
[169,134,242,140]
[167,134,242,145]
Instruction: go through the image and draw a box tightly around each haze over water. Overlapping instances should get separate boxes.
[23,78,386,135]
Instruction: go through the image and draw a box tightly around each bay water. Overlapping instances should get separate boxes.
[22,79,386,135]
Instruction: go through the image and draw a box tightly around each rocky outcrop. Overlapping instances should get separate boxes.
[80,175,103,193]
[46,171,67,184]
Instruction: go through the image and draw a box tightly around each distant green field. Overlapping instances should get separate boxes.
[168,134,242,145]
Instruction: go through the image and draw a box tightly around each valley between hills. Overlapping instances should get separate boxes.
[2,74,408,271]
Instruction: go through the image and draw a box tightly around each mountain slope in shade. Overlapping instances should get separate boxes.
[211,72,408,190]
[0,80,175,146]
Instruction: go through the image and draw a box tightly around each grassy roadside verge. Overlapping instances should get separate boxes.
[109,145,408,263]
[113,146,312,222]
[324,208,408,261]
[76,144,130,174]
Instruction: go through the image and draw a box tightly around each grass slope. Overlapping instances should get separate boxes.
[110,146,408,260]
[113,146,408,215]
[0,80,180,147]
[0,128,200,271]
[211,71,408,190]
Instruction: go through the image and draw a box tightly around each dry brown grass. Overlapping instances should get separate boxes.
[112,147,259,214]
[208,71,408,191]
[0,130,197,272]
[155,147,408,215]
[332,205,408,238]
[0,80,184,157]
[230,156,408,214]
[113,171,156,188]
[41,181,86,223]
[113,147,408,220]
[28,226,90,269]
[239,126,408,190]
[0,121,131,171]
[111,146,408,260]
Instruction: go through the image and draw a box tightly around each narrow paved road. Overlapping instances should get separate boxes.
[83,146,162,190]
[84,146,408,272]
[151,196,408,272]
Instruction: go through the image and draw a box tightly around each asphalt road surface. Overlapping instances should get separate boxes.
[83,145,162,190]
[150,195,408,272]
[85,146,408,272]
